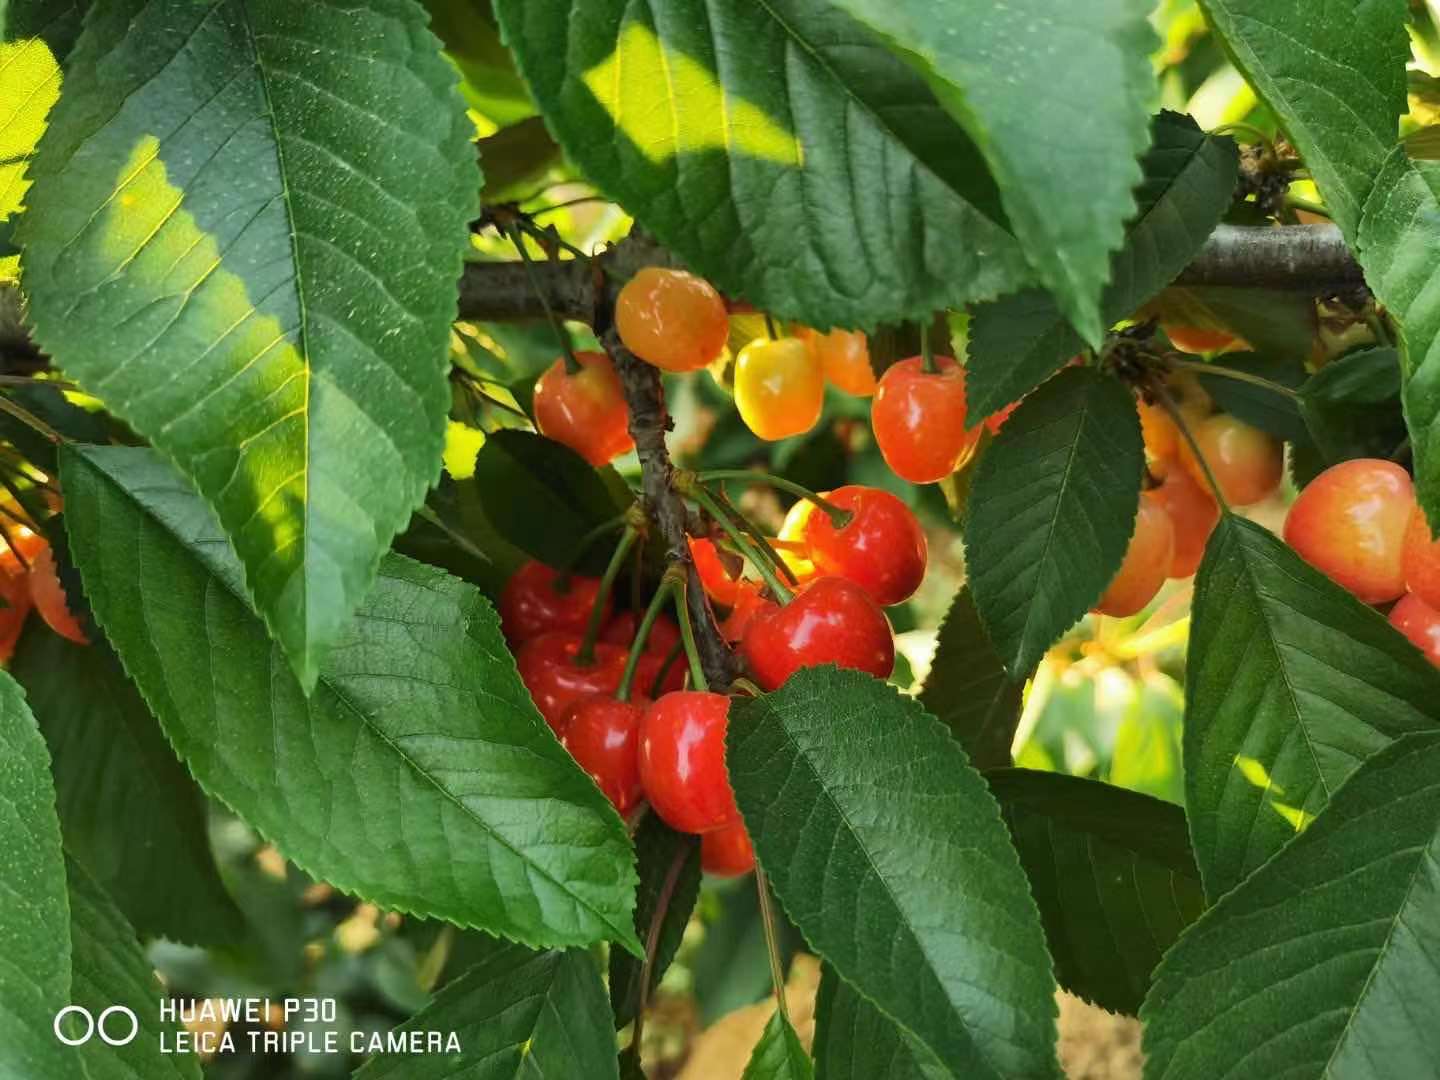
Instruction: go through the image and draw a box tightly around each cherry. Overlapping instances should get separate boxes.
[532,350,634,466]
[871,356,979,484]
[561,694,646,813]
[801,327,875,397]
[28,546,86,644]
[1093,498,1174,618]
[515,631,627,733]
[1138,399,1178,466]
[984,399,1020,435]
[1144,468,1219,579]
[1402,506,1440,611]
[741,576,894,690]
[689,536,746,607]
[0,564,30,663]
[800,486,927,606]
[719,584,776,643]
[1164,324,1236,354]
[601,609,681,658]
[1177,414,1283,507]
[734,337,824,441]
[639,691,739,834]
[775,500,819,585]
[701,820,756,877]
[1390,593,1440,668]
[499,561,609,644]
[1284,459,1415,604]
[615,268,728,372]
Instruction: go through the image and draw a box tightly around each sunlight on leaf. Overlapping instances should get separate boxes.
[0,33,62,277]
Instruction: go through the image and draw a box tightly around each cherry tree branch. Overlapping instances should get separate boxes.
[1171,224,1363,290]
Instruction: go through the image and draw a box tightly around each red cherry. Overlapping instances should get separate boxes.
[984,399,1019,435]
[499,561,609,644]
[634,646,688,697]
[1093,499,1174,618]
[688,536,746,607]
[871,356,980,484]
[533,350,634,466]
[1144,467,1219,579]
[561,694,646,813]
[701,820,756,877]
[639,691,738,834]
[741,576,894,690]
[515,632,627,733]
[1402,505,1440,611]
[720,584,777,643]
[801,486,927,606]
[601,610,681,657]
[1390,593,1440,667]
[1284,459,1415,604]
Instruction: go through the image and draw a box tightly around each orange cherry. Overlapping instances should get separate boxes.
[1402,505,1440,611]
[1164,324,1236,354]
[1093,499,1175,617]
[775,499,819,585]
[1144,468,1219,579]
[0,563,30,664]
[719,583,776,643]
[801,327,875,397]
[1284,459,1415,604]
[871,356,979,484]
[701,820,756,877]
[533,350,634,466]
[1390,593,1440,667]
[688,536,746,607]
[1139,399,1178,465]
[615,268,729,372]
[1177,414,1283,507]
[734,336,824,441]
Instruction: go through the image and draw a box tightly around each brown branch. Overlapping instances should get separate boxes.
[1171,223,1363,290]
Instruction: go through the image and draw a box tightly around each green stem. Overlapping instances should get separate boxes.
[577,528,639,664]
[624,833,694,1067]
[0,394,61,444]
[672,576,709,691]
[755,868,790,1024]
[690,487,793,603]
[648,639,685,699]
[714,490,798,588]
[1155,385,1231,515]
[1284,193,1331,219]
[506,222,581,375]
[764,313,779,340]
[697,470,853,528]
[555,515,627,587]
[920,325,937,374]
[617,579,676,702]
[1168,358,1300,400]
[414,506,493,565]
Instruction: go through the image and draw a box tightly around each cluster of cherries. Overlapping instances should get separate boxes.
[0,499,88,661]
[500,481,926,875]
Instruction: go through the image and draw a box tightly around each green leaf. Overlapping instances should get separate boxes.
[742,1009,813,1080]
[62,444,641,954]
[477,116,562,201]
[0,668,72,1080]
[966,112,1238,418]
[987,769,1205,1016]
[19,0,477,691]
[829,0,1157,344]
[918,586,1021,770]
[11,626,244,947]
[421,0,536,124]
[356,939,617,1079]
[1185,515,1440,899]
[609,812,700,1030]
[728,667,1061,1080]
[1143,285,1318,361]
[1299,345,1407,464]
[1193,353,1308,443]
[965,367,1144,676]
[1142,731,1440,1078]
[811,965,948,1080]
[690,878,804,1026]
[493,0,1033,330]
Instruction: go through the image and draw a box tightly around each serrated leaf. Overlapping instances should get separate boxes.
[19,0,477,691]
[918,586,1021,770]
[966,367,1144,676]
[11,626,244,948]
[728,667,1061,1080]
[62,444,641,954]
[493,0,1033,330]
[0,669,72,1080]
[356,939,617,1079]
[987,769,1204,1016]
[1144,285,1318,361]
[1185,515,1440,900]
[742,1009,813,1080]
[1193,352,1308,442]
[967,112,1238,418]
[830,0,1157,343]
[1299,345,1407,464]
[811,964,948,1080]
[421,0,536,124]
[1143,731,1440,1078]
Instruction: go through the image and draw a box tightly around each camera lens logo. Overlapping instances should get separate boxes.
[53,1005,139,1047]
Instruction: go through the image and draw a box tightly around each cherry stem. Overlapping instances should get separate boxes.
[555,515,626,589]
[671,574,709,691]
[1154,385,1232,515]
[0,394,62,445]
[616,578,675,703]
[713,490,799,588]
[697,469,854,529]
[764,312,779,340]
[528,194,610,217]
[920,325,938,375]
[755,868,790,1025]
[577,527,639,665]
[624,831,695,1067]
[1284,193,1330,219]
[648,638,685,698]
[1167,358,1300,400]
[414,506,491,564]
[689,486,794,603]
[505,223,581,376]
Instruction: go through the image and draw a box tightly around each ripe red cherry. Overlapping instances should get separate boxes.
[689,536,746,607]
[741,576,894,690]
[871,356,980,484]
[499,561,609,644]
[515,632,627,733]
[533,350,634,466]
[800,487,927,606]
[1284,459,1415,604]
[720,584,777,643]
[1402,506,1440,611]
[561,694,646,813]
[1390,593,1440,667]
[701,820,756,877]
[1093,499,1174,618]
[639,691,739,834]
[1177,414,1283,507]
[1144,467,1219,579]
[601,610,681,656]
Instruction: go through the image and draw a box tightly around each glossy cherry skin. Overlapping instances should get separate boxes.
[639,691,739,834]
[689,536,746,607]
[720,584,777,643]
[802,327,875,397]
[1144,467,1219,579]
[871,356,979,484]
[701,820,756,877]
[533,350,634,466]
[741,576,894,690]
[1402,505,1440,611]
[801,486,927,606]
[1390,593,1440,668]
[1093,499,1175,618]
[615,268,728,372]
[561,695,647,813]
[1164,324,1236,354]
[734,337,825,441]
[1285,459,1415,604]
[499,561,609,644]
[28,545,86,644]
[1138,399,1178,466]
[600,610,681,657]
[515,632,628,733]
[775,501,819,585]
[1178,414,1283,507]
